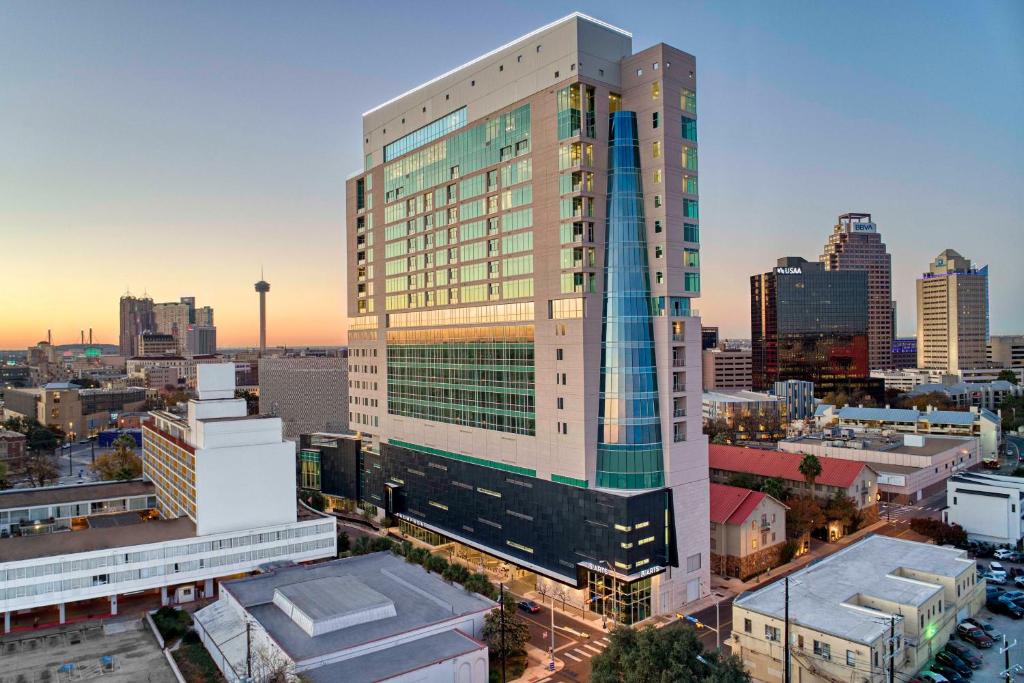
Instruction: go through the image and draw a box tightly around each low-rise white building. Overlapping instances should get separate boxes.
[944,471,1024,545]
[0,363,336,634]
[194,552,493,683]
[780,431,978,503]
[908,380,1024,412]
[732,536,985,683]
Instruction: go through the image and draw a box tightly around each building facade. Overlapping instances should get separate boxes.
[770,379,815,421]
[138,333,178,356]
[732,536,984,683]
[751,257,875,399]
[259,355,349,441]
[119,294,154,358]
[916,249,989,374]
[0,430,26,462]
[820,213,894,370]
[702,347,752,391]
[944,471,1024,545]
[702,326,719,350]
[702,391,781,441]
[709,483,787,580]
[891,337,917,369]
[2,384,146,439]
[907,380,1024,411]
[185,324,217,356]
[344,14,709,621]
[989,334,1024,368]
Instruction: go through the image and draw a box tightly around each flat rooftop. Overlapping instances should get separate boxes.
[703,390,777,404]
[784,433,972,457]
[0,516,195,562]
[208,552,494,663]
[735,536,975,644]
[0,479,154,510]
[304,630,484,683]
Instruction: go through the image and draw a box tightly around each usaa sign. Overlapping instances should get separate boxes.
[851,222,876,232]
[775,267,803,275]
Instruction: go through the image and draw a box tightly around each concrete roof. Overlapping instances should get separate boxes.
[0,479,154,510]
[0,516,195,562]
[921,411,976,426]
[303,630,484,683]
[784,433,972,458]
[735,536,975,645]
[212,553,495,662]
[703,390,778,404]
[838,406,920,422]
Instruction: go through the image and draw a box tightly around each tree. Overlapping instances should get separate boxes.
[897,392,954,411]
[591,624,751,683]
[824,492,858,531]
[336,531,350,555]
[0,459,8,489]
[909,518,969,547]
[482,594,530,663]
[703,418,731,443]
[1000,396,1024,432]
[235,389,260,415]
[798,454,822,487]
[464,572,498,600]
[19,452,61,487]
[760,477,787,502]
[785,495,825,540]
[997,370,1019,385]
[91,435,142,481]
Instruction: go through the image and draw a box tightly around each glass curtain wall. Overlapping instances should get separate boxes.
[596,111,664,490]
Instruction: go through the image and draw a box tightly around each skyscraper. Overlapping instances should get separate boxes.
[345,14,708,620]
[820,213,893,369]
[196,305,215,326]
[751,257,875,398]
[153,301,191,351]
[119,293,154,357]
[916,249,989,373]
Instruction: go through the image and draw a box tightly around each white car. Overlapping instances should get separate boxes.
[995,549,1015,560]
[989,561,1008,583]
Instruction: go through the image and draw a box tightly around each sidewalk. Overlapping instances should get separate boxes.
[519,642,566,682]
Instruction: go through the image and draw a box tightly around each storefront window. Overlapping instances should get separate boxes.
[586,572,653,625]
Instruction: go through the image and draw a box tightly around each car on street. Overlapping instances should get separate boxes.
[956,624,994,648]
[934,651,973,678]
[994,548,1015,560]
[944,642,983,669]
[517,600,540,614]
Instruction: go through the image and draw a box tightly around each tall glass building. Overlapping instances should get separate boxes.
[344,14,709,622]
[751,257,878,399]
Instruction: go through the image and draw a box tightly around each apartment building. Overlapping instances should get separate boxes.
[344,13,709,622]
[732,536,984,683]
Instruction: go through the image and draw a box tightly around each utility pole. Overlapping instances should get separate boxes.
[784,577,790,683]
[246,620,252,680]
[889,615,895,683]
[500,582,506,683]
[549,600,555,672]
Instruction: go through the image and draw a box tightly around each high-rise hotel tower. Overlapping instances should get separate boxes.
[345,14,709,622]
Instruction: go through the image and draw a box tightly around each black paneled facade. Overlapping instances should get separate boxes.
[298,433,362,501]
[379,441,675,587]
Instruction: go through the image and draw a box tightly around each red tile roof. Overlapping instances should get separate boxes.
[709,483,766,525]
[709,444,870,488]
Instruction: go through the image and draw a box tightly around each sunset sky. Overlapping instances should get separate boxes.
[2,1,1022,349]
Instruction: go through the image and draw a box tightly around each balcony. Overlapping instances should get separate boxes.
[672,356,686,367]
[673,409,686,418]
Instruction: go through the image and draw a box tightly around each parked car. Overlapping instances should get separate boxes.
[930,663,967,682]
[999,589,1024,601]
[987,572,1007,585]
[988,585,1004,597]
[995,548,1015,560]
[963,618,1002,641]
[935,651,974,678]
[1014,575,1024,588]
[517,600,540,614]
[956,624,994,648]
[917,674,949,683]
[944,641,983,669]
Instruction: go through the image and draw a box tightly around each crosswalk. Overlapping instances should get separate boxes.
[558,635,611,664]
[879,503,944,522]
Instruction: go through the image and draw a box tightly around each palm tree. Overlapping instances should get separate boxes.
[798,454,822,488]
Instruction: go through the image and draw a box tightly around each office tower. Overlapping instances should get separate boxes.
[751,257,875,398]
[259,356,348,440]
[255,278,270,356]
[180,296,196,324]
[770,379,816,421]
[196,306,215,327]
[153,301,191,351]
[916,249,989,373]
[119,293,154,357]
[138,332,178,356]
[185,324,217,356]
[989,335,1024,368]
[701,325,719,350]
[702,347,752,390]
[820,213,894,370]
[891,337,918,369]
[345,14,708,620]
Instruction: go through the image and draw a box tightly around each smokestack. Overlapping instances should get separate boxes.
[81,330,85,345]
[48,329,52,345]
[89,328,93,345]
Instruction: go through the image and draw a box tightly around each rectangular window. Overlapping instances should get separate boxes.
[744,618,752,634]
[685,273,700,293]
[652,141,661,158]
[681,88,696,113]
[765,625,780,642]
[684,248,700,268]
[681,116,697,141]
[384,107,468,161]
[846,650,855,667]
[683,198,699,218]
[686,553,701,571]
[683,175,697,194]
[652,111,659,129]
[684,223,699,242]
[682,145,697,171]
[651,80,660,100]
[813,641,831,660]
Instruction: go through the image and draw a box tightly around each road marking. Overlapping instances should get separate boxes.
[562,651,582,662]
[535,678,552,683]
[599,637,610,645]
[574,648,593,658]
[582,643,603,654]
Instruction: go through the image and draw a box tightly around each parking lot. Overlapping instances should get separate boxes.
[0,619,175,683]
[950,605,1024,680]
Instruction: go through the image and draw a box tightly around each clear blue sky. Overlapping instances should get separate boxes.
[1,0,1021,346]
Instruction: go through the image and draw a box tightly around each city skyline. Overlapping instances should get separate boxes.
[2,1,1022,349]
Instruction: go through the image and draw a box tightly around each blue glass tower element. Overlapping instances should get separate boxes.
[596,112,664,490]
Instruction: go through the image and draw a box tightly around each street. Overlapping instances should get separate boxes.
[512,596,614,682]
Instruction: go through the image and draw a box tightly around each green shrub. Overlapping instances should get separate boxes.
[425,554,449,575]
